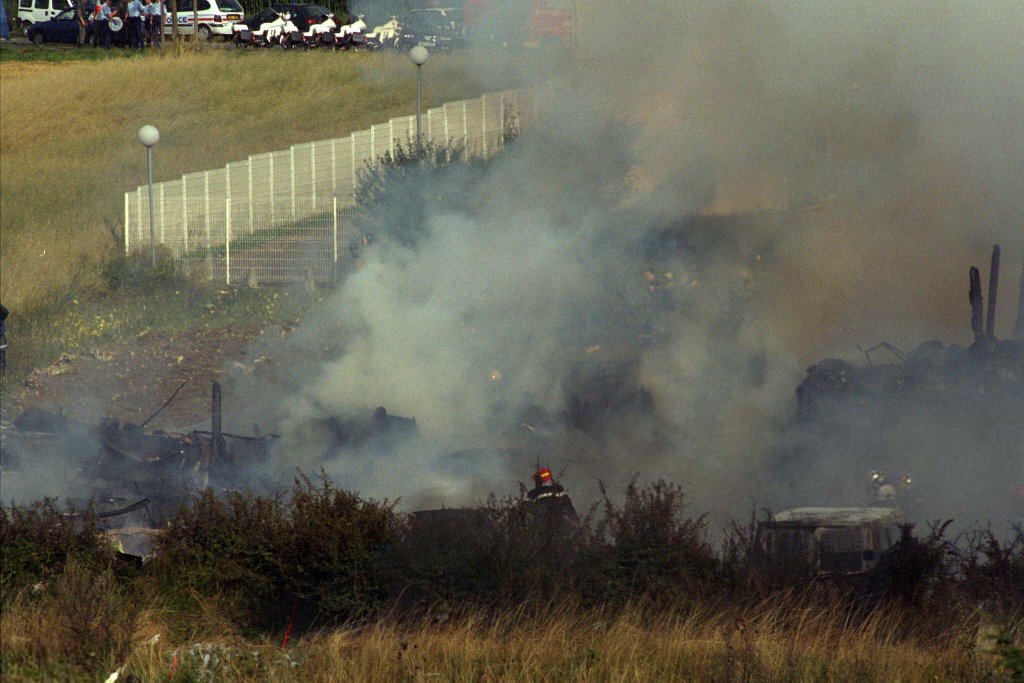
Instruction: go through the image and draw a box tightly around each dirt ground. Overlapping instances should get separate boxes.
[12,323,277,431]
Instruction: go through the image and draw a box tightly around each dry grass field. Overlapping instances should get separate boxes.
[0,46,546,311]
[0,593,1008,682]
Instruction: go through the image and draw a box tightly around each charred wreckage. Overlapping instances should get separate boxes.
[1,243,1022,557]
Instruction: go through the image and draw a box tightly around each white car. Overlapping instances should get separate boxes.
[16,0,73,35]
[162,0,244,39]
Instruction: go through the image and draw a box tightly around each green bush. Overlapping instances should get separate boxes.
[153,473,399,630]
[354,138,480,250]
[596,479,720,604]
[0,499,113,607]
[379,480,724,611]
[380,493,603,609]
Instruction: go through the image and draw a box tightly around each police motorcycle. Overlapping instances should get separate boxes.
[364,14,398,50]
[232,10,293,48]
[331,14,369,50]
[282,11,335,49]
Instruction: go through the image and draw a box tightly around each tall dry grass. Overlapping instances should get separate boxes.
[1,596,1009,681]
[0,48,551,310]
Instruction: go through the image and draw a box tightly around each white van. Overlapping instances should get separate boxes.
[161,0,244,39]
[17,0,74,33]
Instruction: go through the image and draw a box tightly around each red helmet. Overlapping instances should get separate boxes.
[533,467,553,487]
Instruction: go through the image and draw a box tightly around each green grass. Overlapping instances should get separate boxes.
[0,41,134,64]
[0,47,553,312]
[0,45,557,386]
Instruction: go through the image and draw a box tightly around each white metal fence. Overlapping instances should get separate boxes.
[124,90,531,285]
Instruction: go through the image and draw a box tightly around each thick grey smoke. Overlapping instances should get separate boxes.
[259,1,1024,524]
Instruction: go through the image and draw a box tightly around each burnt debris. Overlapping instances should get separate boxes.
[797,246,1024,424]
[1,385,279,521]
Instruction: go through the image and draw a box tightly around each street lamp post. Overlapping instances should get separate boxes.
[137,125,160,267]
[408,45,429,143]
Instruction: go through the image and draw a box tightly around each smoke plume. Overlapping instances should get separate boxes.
[254,1,1024,526]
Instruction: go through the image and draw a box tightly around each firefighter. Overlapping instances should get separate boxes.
[526,466,577,522]
[0,303,8,370]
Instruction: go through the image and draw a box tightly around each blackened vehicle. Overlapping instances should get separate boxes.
[394,7,464,50]
[755,507,904,578]
[28,7,127,45]
[236,3,331,34]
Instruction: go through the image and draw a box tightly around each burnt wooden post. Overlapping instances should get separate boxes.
[986,244,1001,340]
[1014,255,1024,340]
[969,266,984,342]
[211,380,223,467]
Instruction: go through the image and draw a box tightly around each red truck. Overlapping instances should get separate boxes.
[462,0,573,49]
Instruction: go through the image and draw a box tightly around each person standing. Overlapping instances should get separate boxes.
[96,0,114,48]
[0,304,9,370]
[0,0,12,42]
[126,0,144,48]
[147,0,161,47]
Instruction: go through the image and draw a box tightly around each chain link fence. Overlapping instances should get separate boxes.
[124,89,531,286]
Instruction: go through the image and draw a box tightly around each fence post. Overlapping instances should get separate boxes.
[159,184,165,245]
[350,135,357,195]
[124,193,130,256]
[269,154,275,221]
[290,147,296,220]
[500,95,506,149]
[182,181,189,255]
[481,96,487,158]
[225,196,231,285]
[247,159,254,235]
[332,195,338,277]
[370,126,376,162]
[331,139,337,198]
[204,171,212,281]
[389,120,395,156]
[135,188,142,255]
[311,144,317,203]
[444,106,449,140]
[463,100,469,142]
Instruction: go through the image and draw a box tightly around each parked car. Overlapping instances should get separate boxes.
[394,7,463,50]
[161,0,244,40]
[16,0,73,35]
[235,3,332,35]
[27,6,128,45]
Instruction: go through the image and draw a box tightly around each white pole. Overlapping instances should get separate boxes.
[311,144,317,202]
[204,171,211,280]
[269,154,275,220]
[247,159,254,235]
[330,139,337,197]
[350,135,356,194]
[481,96,488,158]
[332,195,338,263]
[136,187,142,256]
[124,192,130,256]
[290,147,296,220]
[148,149,157,266]
[158,183,165,246]
[225,196,231,285]
[182,181,188,255]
